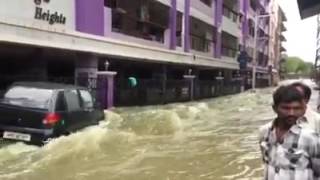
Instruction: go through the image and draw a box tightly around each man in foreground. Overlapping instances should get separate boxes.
[259,85,320,180]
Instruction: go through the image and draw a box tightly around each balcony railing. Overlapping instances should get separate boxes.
[112,9,166,43]
[190,34,213,53]
[200,0,212,7]
[223,5,238,23]
[222,46,237,58]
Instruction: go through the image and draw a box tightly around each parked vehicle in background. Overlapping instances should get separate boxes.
[0,82,105,145]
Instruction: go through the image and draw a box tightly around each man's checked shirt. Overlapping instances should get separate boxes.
[259,121,320,180]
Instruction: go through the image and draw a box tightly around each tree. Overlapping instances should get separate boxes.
[284,56,313,75]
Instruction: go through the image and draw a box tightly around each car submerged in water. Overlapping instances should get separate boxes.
[0,82,105,145]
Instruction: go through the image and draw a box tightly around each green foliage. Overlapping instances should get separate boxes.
[284,57,314,75]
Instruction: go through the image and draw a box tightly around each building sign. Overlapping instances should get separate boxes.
[0,0,75,30]
[34,0,66,25]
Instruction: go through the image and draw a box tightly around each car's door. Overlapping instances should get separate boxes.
[53,90,69,134]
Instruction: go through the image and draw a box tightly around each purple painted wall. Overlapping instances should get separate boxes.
[214,0,223,58]
[107,76,114,108]
[76,0,105,36]
[97,74,115,109]
[170,0,177,50]
[184,0,190,52]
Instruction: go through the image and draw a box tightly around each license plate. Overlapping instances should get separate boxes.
[3,131,31,142]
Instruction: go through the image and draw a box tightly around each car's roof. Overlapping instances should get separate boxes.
[11,81,88,90]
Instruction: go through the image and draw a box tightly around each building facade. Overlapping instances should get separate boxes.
[268,0,287,84]
[314,15,320,82]
[0,0,283,107]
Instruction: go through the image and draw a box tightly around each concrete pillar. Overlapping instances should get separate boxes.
[214,0,223,58]
[224,69,233,82]
[169,0,177,50]
[161,65,167,103]
[183,70,195,101]
[75,53,98,90]
[164,29,171,48]
[184,0,190,52]
[242,0,249,47]
[30,48,47,81]
[215,71,224,94]
[193,69,200,99]
[104,6,112,37]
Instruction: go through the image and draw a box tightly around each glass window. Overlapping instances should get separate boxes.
[79,90,94,109]
[200,0,212,6]
[2,86,53,109]
[64,90,81,111]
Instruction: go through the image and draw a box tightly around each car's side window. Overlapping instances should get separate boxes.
[64,90,81,111]
[79,90,94,109]
[55,91,67,111]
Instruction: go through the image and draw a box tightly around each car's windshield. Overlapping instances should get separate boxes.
[1,86,53,109]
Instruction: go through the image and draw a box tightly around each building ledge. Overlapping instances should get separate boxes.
[0,21,239,70]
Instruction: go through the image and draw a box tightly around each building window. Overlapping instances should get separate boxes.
[109,0,169,43]
[248,19,255,37]
[176,12,183,47]
[222,5,238,22]
[222,46,237,58]
[176,31,182,47]
[190,17,215,53]
[250,0,257,11]
[191,34,212,52]
[105,0,117,8]
[249,26,255,37]
[80,90,94,109]
[200,0,212,7]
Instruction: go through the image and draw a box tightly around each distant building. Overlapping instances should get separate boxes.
[268,0,287,85]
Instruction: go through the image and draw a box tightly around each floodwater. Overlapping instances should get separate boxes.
[0,80,317,180]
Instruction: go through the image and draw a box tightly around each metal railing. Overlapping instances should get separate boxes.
[222,46,237,58]
[223,5,238,22]
[195,79,241,99]
[190,34,213,52]
[0,75,243,106]
[200,0,212,6]
[115,79,191,106]
[115,78,242,106]
[111,9,166,43]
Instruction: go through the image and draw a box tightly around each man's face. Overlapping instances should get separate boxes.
[273,101,306,126]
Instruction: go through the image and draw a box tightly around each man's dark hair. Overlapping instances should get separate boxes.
[290,82,312,101]
[273,85,304,106]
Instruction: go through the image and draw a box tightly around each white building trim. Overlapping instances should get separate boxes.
[0,21,239,70]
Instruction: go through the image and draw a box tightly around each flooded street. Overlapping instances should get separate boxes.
[0,83,316,180]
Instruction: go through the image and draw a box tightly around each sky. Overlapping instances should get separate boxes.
[279,0,317,63]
